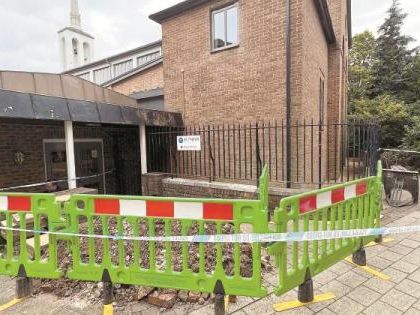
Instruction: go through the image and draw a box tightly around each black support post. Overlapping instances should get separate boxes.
[298,278,314,303]
[352,247,367,266]
[16,265,32,299]
[102,270,113,306]
[213,280,226,315]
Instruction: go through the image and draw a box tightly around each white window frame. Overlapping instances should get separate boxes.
[211,2,239,52]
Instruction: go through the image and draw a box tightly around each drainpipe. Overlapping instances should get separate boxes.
[286,0,292,188]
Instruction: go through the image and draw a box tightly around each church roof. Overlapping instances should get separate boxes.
[62,40,162,74]
[102,57,163,87]
[57,26,95,39]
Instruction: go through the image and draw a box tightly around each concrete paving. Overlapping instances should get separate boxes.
[0,201,419,314]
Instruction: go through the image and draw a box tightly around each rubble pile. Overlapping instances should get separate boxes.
[34,218,273,308]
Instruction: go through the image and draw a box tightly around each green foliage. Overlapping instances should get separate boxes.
[400,54,420,103]
[350,95,410,147]
[402,116,420,151]
[369,0,415,98]
[349,31,376,104]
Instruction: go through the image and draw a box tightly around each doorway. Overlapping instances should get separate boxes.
[43,139,105,193]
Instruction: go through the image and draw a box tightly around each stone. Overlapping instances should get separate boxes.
[178,290,189,302]
[138,287,154,300]
[187,291,201,303]
[147,291,177,309]
[201,292,210,300]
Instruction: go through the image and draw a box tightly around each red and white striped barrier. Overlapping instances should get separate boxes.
[94,199,234,221]
[0,196,31,212]
[299,182,368,214]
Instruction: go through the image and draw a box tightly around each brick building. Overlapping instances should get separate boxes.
[148,0,350,125]
[0,71,182,194]
[62,0,358,188]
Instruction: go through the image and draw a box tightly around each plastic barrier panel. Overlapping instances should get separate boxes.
[62,166,270,298]
[0,193,63,279]
[270,162,383,296]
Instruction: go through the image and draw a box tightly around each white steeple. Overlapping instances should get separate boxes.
[70,0,81,29]
[58,0,95,71]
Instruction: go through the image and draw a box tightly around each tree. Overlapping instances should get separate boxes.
[349,31,376,109]
[400,53,420,104]
[350,94,409,147]
[369,0,415,98]
[402,116,420,151]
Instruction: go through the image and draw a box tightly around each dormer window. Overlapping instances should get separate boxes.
[211,3,239,52]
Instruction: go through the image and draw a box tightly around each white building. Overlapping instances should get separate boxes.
[60,0,162,86]
[58,0,94,71]
[64,40,162,86]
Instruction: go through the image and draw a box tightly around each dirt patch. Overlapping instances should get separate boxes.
[33,218,273,310]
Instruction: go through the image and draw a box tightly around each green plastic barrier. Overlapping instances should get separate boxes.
[0,162,384,302]
[0,193,64,279]
[270,162,383,296]
[62,166,270,298]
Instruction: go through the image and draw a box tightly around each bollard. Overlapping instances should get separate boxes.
[213,280,226,315]
[352,247,367,266]
[16,265,33,299]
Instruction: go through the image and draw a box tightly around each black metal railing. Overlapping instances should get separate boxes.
[146,120,380,188]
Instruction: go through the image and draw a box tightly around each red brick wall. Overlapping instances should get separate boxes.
[161,0,287,125]
[159,0,348,184]
[109,63,164,96]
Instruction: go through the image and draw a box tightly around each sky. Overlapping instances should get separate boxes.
[0,0,419,73]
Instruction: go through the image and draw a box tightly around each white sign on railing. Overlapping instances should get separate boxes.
[177,135,201,151]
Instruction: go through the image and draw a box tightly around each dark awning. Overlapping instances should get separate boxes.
[0,89,182,127]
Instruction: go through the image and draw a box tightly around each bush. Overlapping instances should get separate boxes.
[349,95,410,148]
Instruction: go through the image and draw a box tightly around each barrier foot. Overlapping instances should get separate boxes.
[273,292,336,312]
[298,278,314,303]
[213,280,226,315]
[345,257,391,280]
[366,237,394,247]
[16,266,33,299]
[375,235,383,244]
[352,248,366,266]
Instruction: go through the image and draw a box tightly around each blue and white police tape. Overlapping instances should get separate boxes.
[0,224,418,243]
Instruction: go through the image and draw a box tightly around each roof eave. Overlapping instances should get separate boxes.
[149,0,212,23]
[314,0,336,45]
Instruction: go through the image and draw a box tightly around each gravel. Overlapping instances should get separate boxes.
[33,217,273,309]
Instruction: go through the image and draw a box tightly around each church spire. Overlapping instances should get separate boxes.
[70,0,81,29]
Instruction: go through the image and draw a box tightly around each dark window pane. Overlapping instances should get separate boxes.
[226,7,238,45]
[213,11,225,48]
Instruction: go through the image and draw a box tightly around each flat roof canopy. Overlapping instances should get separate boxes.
[0,89,182,127]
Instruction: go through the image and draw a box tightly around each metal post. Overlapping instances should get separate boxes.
[64,120,77,189]
[139,123,148,175]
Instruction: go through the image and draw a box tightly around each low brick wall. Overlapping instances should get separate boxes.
[142,173,308,211]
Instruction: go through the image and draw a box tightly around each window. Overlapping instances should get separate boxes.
[211,3,239,51]
[93,66,111,85]
[113,59,133,77]
[137,51,161,66]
